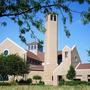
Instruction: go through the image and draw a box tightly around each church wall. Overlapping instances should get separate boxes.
[27,71,44,82]
[52,46,72,85]
[76,69,90,81]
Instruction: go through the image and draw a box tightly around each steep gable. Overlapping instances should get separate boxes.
[0,38,26,59]
[71,45,81,68]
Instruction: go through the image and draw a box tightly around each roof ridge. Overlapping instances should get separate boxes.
[0,37,26,53]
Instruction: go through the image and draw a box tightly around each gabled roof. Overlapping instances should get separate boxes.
[27,51,44,62]
[37,51,44,62]
[63,45,70,51]
[27,50,63,62]
[0,38,26,53]
[76,63,90,69]
[27,51,40,60]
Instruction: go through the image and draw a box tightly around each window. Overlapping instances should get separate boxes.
[54,15,56,21]
[58,76,62,81]
[75,56,77,62]
[58,55,62,65]
[52,76,53,81]
[65,51,68,58]
[28,45,30,50]
[50,15,53,21]
[34,45,36,49]
[31,45,33,50]
[3,50,9,56]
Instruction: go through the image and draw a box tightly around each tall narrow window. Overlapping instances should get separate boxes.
[50,15,53,21]
[75,56,77,62]
[28,45,30,50]
[31,45,33,50]
[65,51,68,58]
[34,45,36,49]
[54,15,56,21]
[52,76,53,81]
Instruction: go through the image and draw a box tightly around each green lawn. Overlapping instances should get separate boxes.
[0,85,90,90]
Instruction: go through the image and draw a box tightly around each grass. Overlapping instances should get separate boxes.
[0,85,90,90]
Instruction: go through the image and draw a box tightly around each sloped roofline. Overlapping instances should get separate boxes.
[75,63,81,70]
[0,38,26,53]
[71,45,76,50]
[63,45,70,50]
[62,45,76,51]
[76,63,90,69]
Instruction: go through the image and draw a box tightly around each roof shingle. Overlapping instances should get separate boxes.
[77,63,90,69]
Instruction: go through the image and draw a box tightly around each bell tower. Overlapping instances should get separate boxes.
[44,13,58,85]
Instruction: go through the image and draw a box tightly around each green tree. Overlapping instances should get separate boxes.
[0,54,8,81]
[7,54,29,78]
[0,0,90,43]
[0,54,29,81]
[66,65,76,80]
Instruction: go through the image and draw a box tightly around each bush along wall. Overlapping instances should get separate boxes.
[59,80,90,86]
[33,75,44,85]
[17,78,32,85]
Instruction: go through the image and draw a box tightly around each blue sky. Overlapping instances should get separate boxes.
[0,2,90,63]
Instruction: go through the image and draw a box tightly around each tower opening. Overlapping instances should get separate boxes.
[50,14,53,21]
[54,15,56,21]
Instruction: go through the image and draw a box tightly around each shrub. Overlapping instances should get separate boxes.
[59,80,90,86]
[33,75,42,81]
[0,82,11,86]
[65,81,81,86]
[18,78,32,85]
[33,75,42,84]
[27,78,32,84]
[15,79,18,83]
[59,79,65,85]
[66,65,76,80]
[18,79,26,85]
[38,81,45,85]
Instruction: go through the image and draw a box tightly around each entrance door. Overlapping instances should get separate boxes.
[58,75,62,81]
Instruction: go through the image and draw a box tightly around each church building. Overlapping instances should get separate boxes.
[0,13,90,85]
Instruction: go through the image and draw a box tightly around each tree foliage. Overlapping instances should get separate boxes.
[0,0,90,44]
[0,54,8,79]
[7,54,29,76]
[0,54,29,81]
[66,65,76,80]
[33,75,42,80]
[87,50,90,56]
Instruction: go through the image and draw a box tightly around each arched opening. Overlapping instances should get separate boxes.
[50,15,53,21]
[54,15,56,21]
